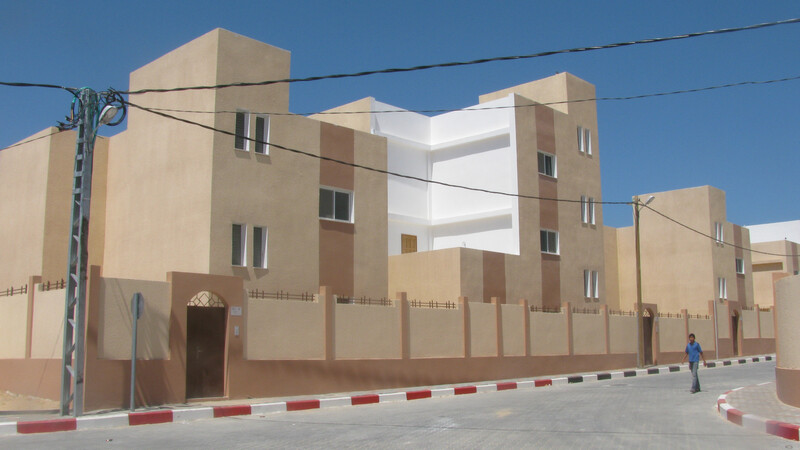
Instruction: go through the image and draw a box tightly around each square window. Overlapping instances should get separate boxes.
[538,151,556,177]
[232,223,246,266]
[540,229,559,254]
[254,115,270,154]
[235,111,250,151]
[319,187,353,222]
[253,226,268,268]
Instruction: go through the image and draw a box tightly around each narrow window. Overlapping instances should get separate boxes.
[592,270,599,298]
[254,115,270,154]
[253,226,268,268]
[235,111,250,151]
[718,277,727,300]
[232,223,246,266]
[714,222,724,244]
[319,187,353,222]
[584,128,592,155]
[584,270,591,298]
[588,197,596,225]
[581,195,588,224]
[577,126,584,153]
[735,258,744,274]
[540,229,559,254]
[537,151,556,178]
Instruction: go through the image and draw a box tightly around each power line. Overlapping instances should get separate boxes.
[123,98,628,206]
[126,74,800,117]
[644,205,797,257]
[0,81,74,91]
[0,128,65,151]
[120,18,800,95]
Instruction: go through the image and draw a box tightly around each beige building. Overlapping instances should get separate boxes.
[605,185,755,315]
[750,240,800,307]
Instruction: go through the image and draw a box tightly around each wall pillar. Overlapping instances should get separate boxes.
[25,275,42,359]
[601,304,610,355]
[320,286,335,361]
[491,297,503,357]
[397,292,410,360]
[460,296,471,358]
[519,299,530,357]
[754,305,762,339]
[563,302,573,356]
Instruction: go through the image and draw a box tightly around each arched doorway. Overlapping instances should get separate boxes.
[643,309,654,366]
[186,291,227,399]
[731,311,740,357]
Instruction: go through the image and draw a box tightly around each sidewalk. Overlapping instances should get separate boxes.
[717,380,800,441]
[3,354,795,440]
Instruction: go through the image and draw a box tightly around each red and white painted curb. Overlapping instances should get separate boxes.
[717,383,800,441]
[0,355,774,436]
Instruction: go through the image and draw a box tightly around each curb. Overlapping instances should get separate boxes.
[717,384,800,441]
[0,354,774,436]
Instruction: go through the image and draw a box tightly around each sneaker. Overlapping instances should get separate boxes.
[690,389,697,393]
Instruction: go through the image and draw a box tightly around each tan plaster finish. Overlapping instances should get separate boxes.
[501,303,526,356]
[658,317,686,353]
[469,302,498,357]
[335,303,401,359]
[531,312,568,355]
[408,307,463,358]
[246,298,325,360]
[0,293,27,358]
[30,287,65,359]
[572,313,605,355]
[608,315,636,353]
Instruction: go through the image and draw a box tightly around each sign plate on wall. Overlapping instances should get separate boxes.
[230,306,242,316]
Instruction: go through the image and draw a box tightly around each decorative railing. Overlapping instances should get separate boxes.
[248,290,315,302]
[0,284,27,297]
[410,300,457,310]
[336,296,394,307]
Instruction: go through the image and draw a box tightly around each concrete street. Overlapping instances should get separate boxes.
[1,361,789,449]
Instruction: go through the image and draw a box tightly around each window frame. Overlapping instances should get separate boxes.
[319,186,354,223]
[718,277,727,300]
[735,258,744,275]
[232,223,246,266]
[235,110,250,151]
[577,126,592,155]
[584,269,600,299]
[537,151,556,178]
[253,226,268,269]
[254,115,270,155]
[714,222,724,245]
[540,229,559,255]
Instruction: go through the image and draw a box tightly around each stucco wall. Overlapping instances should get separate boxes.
[0,293,28,358]
[246,298,325,360]
[609,315,636,353]
[98,278,171,360]
[531,312,567,355]
[741,310,759,338]
[688,318,715,351]
[776,276,800,369]
[716,305,730,339]
[572,312,605,355]
[409,307,463,358]
[30,287,65,358]
[501,303,525,356]
[759,310,774,338]
[469,302,497,357]
[335,303,401,359]
[658,317,686,352]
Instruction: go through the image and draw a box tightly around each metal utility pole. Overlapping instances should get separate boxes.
[633,195,654,368]
[59,88,124,417]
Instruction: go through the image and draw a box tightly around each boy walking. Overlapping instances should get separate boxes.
[681,333,707,393]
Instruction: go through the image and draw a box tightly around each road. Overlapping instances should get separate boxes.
[2,361,791,449]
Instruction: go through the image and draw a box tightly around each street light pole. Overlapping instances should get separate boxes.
[633,195,654,368]
[59,88,124,417]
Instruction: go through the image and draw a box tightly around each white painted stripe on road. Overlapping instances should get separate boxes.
[378,392,407,403]
[741,414,767,432]
[732,387,744,392]
[173,407,214,422]
[476,384,497,393]
[319,397,351,409]
[0,422,17,436]
[551,377,568,385]
[757,382,771,386]
[251,402,287,415]
[76,413,129,430]
[431,388,454,398]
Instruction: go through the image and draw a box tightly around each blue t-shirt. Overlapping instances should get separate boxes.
[685,341,703,362]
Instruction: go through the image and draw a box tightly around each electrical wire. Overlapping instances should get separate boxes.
[119,18,800,95]
[0,81,75,91]
[127,74,800,117]
[123,98,628,206]
[0,128,66,151]
[643,205,797,257]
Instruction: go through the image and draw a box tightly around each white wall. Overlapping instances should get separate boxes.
[377,96,520,256]
[746,220,800,243]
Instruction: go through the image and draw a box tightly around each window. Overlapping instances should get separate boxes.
[232,224,246,266]
[584,270,599,299]
[581,196,596,225]
[718,277,727,300]
[714,222,724,244]
[538,151,556,177]
[578,126,592,155]
[735,258,744,275]
[319,187,353,222]
[540,229,559,254]
[253,226,268,268]
[254,115,270,154]
[235,110,250,151]
[401,234,417,254]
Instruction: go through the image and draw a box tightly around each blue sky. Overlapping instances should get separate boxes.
[1,1,798,228]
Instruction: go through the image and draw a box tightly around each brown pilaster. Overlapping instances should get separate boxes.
[460,296,471,358]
